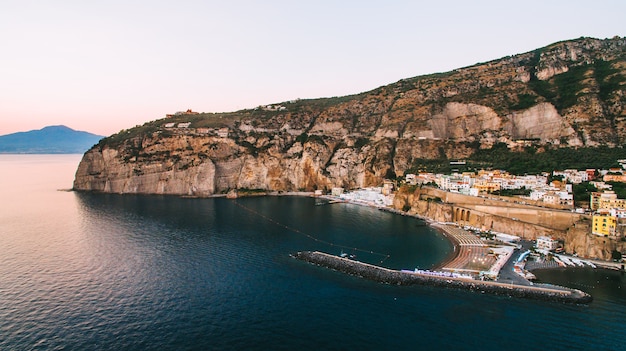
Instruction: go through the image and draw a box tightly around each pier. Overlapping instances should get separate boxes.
[292,251,592,304]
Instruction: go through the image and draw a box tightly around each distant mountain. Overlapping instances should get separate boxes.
[0,125,104,154]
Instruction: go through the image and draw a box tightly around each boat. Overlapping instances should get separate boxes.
[558,255,575,266]
[525,271,537,280]
[553,256,566,267]
[571,258,585,267]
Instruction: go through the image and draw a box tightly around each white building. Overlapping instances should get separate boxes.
[543,192,559,205]
[331,187,344,196]
[339,187,394,207]
[553,169,588,184]
[536,236,559,251]
[610,208,626,219]
[557,191,574,206]
[405,173,417,185]
[438,175,464,191]
[217,128,229,138]
[529,190,546,201]
[591,181,612,190]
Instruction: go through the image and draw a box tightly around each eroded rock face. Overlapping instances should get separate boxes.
[504,103,580,144]
[74,37,626,196]
[563,221,626,260]
[428,102,501,141]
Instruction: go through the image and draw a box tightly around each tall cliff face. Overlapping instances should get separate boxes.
[74,37,626,195]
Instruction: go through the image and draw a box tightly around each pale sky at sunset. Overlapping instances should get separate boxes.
[1,0,625,136]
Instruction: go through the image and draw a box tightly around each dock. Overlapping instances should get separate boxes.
[292,251,592,304]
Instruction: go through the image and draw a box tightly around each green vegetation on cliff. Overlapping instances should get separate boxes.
[408,144,626,175]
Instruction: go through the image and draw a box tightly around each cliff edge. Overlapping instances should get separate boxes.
[74,37,626,196]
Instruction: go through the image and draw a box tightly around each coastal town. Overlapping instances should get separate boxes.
[304,159,626,300]
[98,111,626,302]
[4,2,626,347]
[332,161,626,247]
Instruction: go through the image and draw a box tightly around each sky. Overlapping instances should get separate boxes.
[1,0,625,136]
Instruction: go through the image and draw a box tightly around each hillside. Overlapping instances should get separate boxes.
[74,37,626,195]
[0,126,104,154]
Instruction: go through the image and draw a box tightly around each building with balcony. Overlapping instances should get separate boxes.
[590,191,626,211]
[592,213,617,237]
[536,236,560,251]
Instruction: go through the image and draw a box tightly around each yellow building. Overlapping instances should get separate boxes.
[473,180,501,193]
[592,213,617,237]
[590,191,626,211]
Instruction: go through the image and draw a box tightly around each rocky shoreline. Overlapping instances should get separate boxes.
[292,251,593,304]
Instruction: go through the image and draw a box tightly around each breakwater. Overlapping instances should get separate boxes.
[292,251,592,304]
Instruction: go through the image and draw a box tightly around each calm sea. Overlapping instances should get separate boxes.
[0,154,624,351]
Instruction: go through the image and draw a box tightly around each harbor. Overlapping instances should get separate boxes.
[258,191,619,302]
[290,218,603,303]
[292,251,592,304]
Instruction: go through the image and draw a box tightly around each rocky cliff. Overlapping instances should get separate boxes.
[74,37,626,195]
[393,186,626,261]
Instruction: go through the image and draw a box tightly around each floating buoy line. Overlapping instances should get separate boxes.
[233,200,391,264]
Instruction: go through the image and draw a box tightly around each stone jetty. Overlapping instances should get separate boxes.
[292,251,592,304]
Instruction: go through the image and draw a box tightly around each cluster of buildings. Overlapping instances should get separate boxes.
[574,165,626,238]
[257,104,287,112]
[405,169,575,206]
[330,162,626,241]
[165,109,200,118]
[551,169,626,238]
[330,181,395,207]
[590,191,626,237]
[162,109,231,137]
[406,164,626,240]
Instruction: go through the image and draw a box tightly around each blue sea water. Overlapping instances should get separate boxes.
[0,155,624,351]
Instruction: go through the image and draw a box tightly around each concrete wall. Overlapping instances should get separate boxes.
[420,187,571,210]
[419,187,581,230]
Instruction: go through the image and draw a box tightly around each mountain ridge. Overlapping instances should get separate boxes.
[74,36,626,195]
[0,125,104,154]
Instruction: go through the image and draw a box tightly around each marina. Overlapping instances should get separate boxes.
[300,191,624,302]
[292,251,592,304]
[289,206,625,303]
